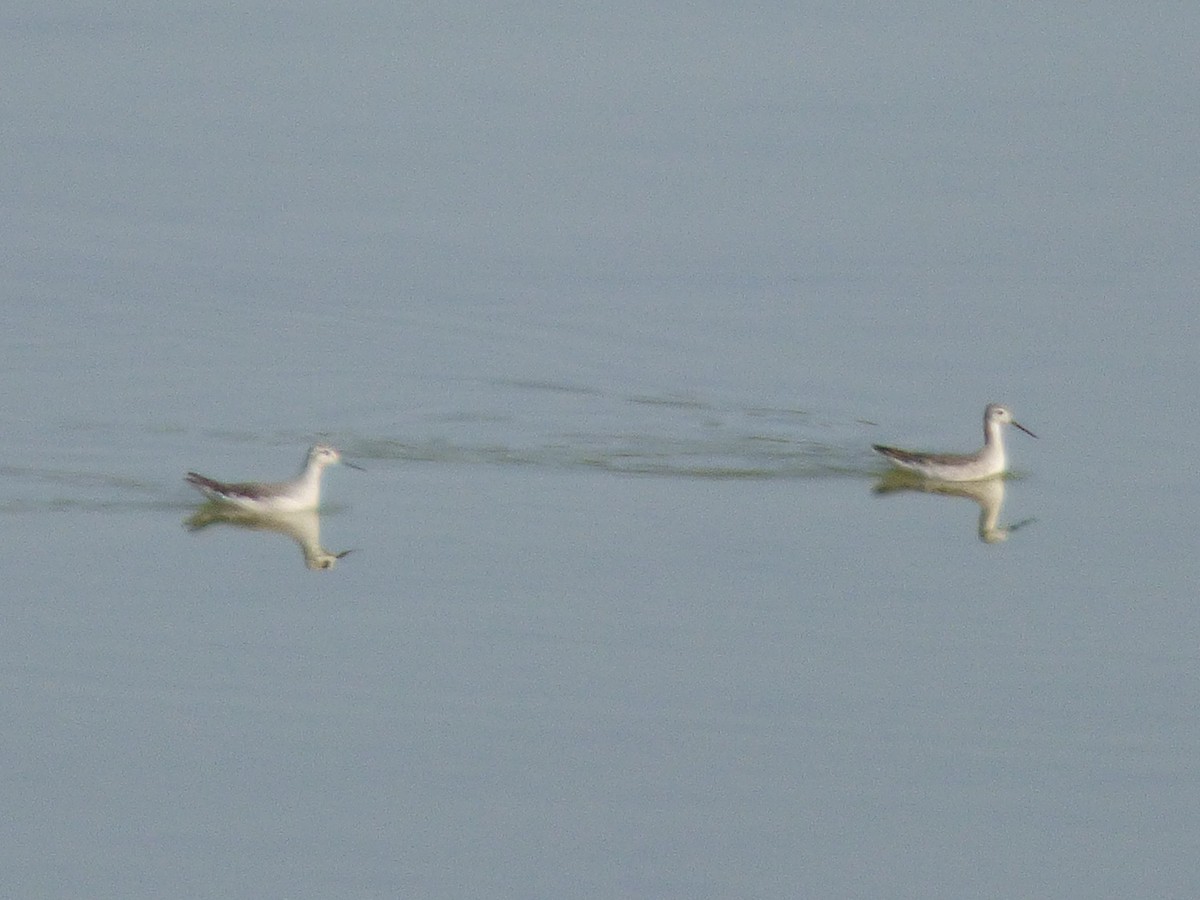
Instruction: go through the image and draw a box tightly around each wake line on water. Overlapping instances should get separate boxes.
[0,391,885,514]
[0,440,874,515]
[338,380,884,479]
[351,435,875,480]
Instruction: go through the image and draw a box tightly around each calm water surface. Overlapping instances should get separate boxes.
[4,3,1199,898]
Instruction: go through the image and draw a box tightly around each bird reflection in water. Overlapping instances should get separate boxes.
[873,472,1035,544]
[185,505,353,569]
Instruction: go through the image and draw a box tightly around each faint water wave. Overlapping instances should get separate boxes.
[0,466,353,515]
[349,385,879,479]
[354,434,863,479]
[0,387,883,513]
[0,464,174,513]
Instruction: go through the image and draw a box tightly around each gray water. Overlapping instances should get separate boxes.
[4,4,1199,898]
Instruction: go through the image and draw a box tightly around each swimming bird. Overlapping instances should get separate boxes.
[872,403,1036,481]
[185,444,364,512]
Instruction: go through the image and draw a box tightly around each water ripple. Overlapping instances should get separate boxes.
[350,390,877,479]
